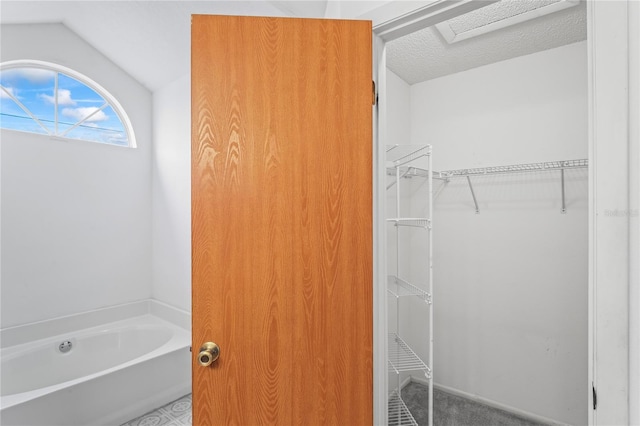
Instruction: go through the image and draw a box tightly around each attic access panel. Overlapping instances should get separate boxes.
[435,0,580,44]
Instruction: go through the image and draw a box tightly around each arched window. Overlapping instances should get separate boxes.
[0,60,136,148]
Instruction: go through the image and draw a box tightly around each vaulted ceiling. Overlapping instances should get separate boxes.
[0,1,290,91]
[0,1,587,91]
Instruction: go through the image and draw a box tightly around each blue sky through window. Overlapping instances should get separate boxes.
[0,66,129,146]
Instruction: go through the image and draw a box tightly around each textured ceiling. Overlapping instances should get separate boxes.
[387,0,586,85]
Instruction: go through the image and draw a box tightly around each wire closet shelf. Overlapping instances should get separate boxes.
[388,391,419,426]
[388,333,432,377]
[386,144,433,426]
[389,157,588,214]
[387,275,431,302]
[386,144,432,168]
[387,158,588,179]
[437,158,588,178]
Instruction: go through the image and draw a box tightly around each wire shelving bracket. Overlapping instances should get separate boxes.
[436,159,588,214]
[387,218,431,229]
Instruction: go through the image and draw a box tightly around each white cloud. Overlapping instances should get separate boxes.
[0,86,16,99]
[40,89,76,106]
[1,68,54,84]
[62,107,108,123]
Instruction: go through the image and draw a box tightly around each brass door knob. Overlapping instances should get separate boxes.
[198,342,220,367]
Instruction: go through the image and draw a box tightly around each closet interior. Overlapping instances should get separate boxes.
[383,1,589,425]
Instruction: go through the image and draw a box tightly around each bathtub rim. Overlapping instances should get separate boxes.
[0,313,190,410]
[0,299,190,349]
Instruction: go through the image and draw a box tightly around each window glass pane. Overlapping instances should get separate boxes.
[64,105,129,146]
[0,63,134,147]
[0,94,48,135]
[57,73,107,133]
[0,67,55,133]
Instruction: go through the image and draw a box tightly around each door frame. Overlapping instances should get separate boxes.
[367,1,637,424]
[586,2,636,425]
[371,33,388,426]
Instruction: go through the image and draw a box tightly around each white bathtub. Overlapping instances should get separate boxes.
[0,303,191,426]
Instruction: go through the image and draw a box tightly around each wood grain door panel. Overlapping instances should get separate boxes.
[192,15,372,425]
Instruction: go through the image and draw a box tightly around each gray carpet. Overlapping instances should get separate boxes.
[401,382,551,426]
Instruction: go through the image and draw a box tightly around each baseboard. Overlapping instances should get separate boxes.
[406,376,571,426]
[400,376,413,389]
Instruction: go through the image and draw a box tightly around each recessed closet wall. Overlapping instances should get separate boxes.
[388,41,588,425]
[151,73,191,313]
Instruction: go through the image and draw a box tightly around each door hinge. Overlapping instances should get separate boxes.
[592,383,597,410]
[372,80,377,105]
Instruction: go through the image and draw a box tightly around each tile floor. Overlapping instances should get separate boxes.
[121,394,192,426]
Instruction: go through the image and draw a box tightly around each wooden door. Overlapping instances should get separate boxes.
[191,15,373,425]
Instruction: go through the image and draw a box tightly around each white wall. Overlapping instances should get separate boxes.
[0,24,152,328]
[151,74,191,312]
[630,2,640,423]
[401,41,588,425]
[410,42,588,169]
[387,70,412,146]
